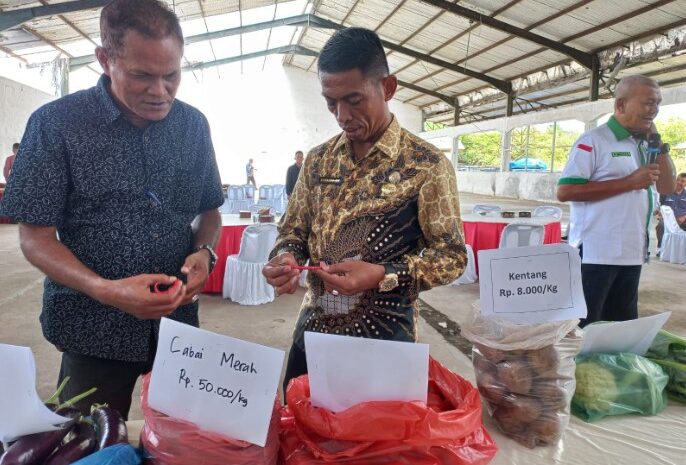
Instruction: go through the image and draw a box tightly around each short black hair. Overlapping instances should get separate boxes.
[100,0,183,57]
[679,172,686,178]
[318,27,389,80]
[12,143,19,151]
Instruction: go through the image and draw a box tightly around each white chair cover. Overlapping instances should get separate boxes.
[473,204,502,216]
[227,186,250,213]
[218,197,233,214]
[242,184,256,200]
[451,244,477,285]
[533,205,563,220]
[258,185,274,200]
[499,223,545,248]
[271,184,286,213]
[660,206,686,264]
[223,224,279,305]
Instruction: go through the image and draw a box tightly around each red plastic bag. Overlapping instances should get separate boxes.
[280,357,498,465]
[139,374,280,465]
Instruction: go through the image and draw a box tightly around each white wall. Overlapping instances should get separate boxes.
[457,171,562,202]
[6,63,422,187]
[0,76,54,182]
[176,64,422,186]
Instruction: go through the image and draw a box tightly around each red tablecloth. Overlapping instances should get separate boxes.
[202,224,249,294]
[463,219,561,274]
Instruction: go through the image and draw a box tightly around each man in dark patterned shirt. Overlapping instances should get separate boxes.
[1,0,223,418]
[263,28,467,394]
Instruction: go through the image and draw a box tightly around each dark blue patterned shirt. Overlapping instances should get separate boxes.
[1,75,224,362]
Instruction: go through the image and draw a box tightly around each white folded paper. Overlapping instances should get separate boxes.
[0,344,72,442]
[305,332,429,412]
[580,312,671,355]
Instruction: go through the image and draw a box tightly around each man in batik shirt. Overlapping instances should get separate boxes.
[263,27,467,392]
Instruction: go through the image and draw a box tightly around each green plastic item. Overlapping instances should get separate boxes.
[647,330,686,403]
[572,352,669,422]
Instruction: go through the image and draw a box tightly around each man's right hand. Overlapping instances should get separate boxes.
[262,252,300,296]
[95,274,185,320]
[628,164,660,190]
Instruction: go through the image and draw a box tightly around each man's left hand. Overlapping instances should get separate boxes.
[180,250,211,305]
[314,261,385,296]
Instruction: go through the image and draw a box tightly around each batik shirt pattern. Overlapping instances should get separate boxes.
[272,117,467,349]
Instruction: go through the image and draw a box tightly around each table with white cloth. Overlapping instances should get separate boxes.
[446,347,685,465]
[126,348,686,464]
[461,213,562,274]
[201,215,254,294]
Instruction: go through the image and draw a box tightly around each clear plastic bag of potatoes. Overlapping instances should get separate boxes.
[461,303,583,448]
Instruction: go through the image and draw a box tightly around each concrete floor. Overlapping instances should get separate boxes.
[0,192,684,421]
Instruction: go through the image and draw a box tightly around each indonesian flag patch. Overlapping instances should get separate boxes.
[577,143,593,152]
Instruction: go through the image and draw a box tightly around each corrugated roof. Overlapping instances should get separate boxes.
[1,0,685,125]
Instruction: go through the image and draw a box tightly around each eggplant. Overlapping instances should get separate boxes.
[91,406,128,450]
[44,422,97,465]
[0,407,80,465]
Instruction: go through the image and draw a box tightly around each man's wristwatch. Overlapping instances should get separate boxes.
[378,264,399,292]
[194,244,217,273]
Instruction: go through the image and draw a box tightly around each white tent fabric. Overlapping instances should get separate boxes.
[660,206,686,265]
[223,223,279,305]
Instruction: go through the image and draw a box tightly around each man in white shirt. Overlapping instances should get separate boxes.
[557,75,675,327]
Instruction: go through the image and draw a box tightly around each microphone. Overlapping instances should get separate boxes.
[647,134,661,164]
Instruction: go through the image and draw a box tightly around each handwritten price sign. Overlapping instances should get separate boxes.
[148,318,284,446]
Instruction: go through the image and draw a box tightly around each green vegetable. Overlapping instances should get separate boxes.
[647,330,686,363]
[648,358,686,403]
[572,353,668,422]
[647,330,686,404]
[573,361,618,414]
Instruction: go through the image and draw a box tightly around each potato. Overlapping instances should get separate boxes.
[476,370,507,405]
[494,394,542,432]
[492,404,521,434]
[473,351,497,377]
[531,413,564,445]
[530,379,568,410]
[527,345,559,377]
[474,343,506,364]
[496,361,533,395]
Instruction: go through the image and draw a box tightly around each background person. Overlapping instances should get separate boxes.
[285,150,304,198]
[3,142,19,182]
[557,75,675,327]
[656,172,686,253]
[246,158,257,186]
